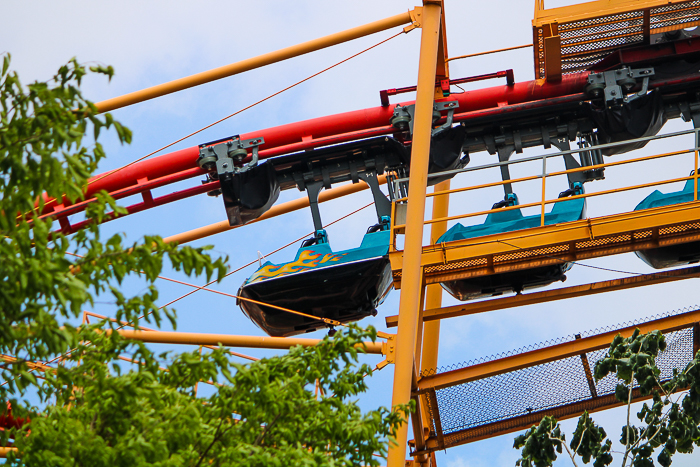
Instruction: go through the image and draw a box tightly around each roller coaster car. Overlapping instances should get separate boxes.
[634,175,700,269]
[199,126,469,226]
[238,226,392,337]
[234,129,469,336]
[436,185,586,301]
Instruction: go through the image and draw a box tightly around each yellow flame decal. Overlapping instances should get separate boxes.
[248,249,347,284]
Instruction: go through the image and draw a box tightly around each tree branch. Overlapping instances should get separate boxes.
[548,434,579,467]
[254,413,282,447]
[194,418,230,467]
[574,427,588,455]
[621,372,635,467]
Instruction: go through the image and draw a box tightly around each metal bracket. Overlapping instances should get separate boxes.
[197,135,265,178]
[304,180,326,243]
[585,67,654,105]
[432,101,459,136]
[358,170,392,223]
[679,101,700,129]
[496,145,515,196]
[404,7,423,33]
[381,334,396,364]
[390,101,458,135]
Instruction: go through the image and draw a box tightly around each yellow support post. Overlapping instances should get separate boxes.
[95,11,415,113]
[420,182,450,371]
[694,130,698,201]
[0,447,17,458]
[387,2,442,466]
[417,180,451,458]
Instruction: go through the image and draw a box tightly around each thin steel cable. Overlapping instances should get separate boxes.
[2,200,376,386]
[121,200,375,329]
[446,44,532,62]
[495,239,641,275]
[62,199,374,329]
[82,31,406,190]
[21,30,407,222]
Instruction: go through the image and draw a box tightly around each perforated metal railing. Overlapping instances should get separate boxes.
[533,0,700,79]
[388,127,700,290]
[391,128,700,248]
[416,306,700,451]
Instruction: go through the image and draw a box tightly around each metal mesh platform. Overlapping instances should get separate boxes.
[533,0,700,79]
[391,203,700,289]
[416,306,700,451]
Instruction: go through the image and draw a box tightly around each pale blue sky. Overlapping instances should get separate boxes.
[3,1,700,465]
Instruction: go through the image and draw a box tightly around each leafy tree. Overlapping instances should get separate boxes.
[514,329,700,467]
[0,54,407,466]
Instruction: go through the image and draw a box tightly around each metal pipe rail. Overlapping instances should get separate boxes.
[117,330,386,354]
[391,127,700,247]
[34,37,700,234]
[393,126,700,187]
[38,72,593,229]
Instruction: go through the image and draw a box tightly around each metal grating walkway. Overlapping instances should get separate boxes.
[533,0,700,79]
[390,201,700,290]
[414,307,700,452]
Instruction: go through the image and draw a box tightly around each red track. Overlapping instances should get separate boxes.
[38,34,700,234]
[40,72,590,233]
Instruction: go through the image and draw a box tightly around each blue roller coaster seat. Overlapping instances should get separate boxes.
[434,187,586,301]
[634,177,699,211]
[634,176,700,269]
[438,192,586,244]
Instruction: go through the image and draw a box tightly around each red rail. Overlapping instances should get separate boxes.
[41,72,591,227]
[39,39,700,235]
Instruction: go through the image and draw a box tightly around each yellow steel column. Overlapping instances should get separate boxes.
[420,181,450,372]
[387,3,442,466]
[417,180,451,459]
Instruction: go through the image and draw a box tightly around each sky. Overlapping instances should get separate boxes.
[3,0,700,465]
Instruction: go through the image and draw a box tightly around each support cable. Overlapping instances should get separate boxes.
[116,200,375,330]
[446,43,532,62]
[83,31,407,190]
[3,200,378,383]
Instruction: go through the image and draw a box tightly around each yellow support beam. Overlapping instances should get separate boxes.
[117,330,385,354]
[389,200,700,289]
[533,0,696,27]
[387,2,442,465]
[385,265,700,327]
[532,0,700,79]
[95,10,416,113]
[417,307,700,391]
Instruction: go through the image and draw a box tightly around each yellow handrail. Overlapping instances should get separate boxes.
[390,142,698,238]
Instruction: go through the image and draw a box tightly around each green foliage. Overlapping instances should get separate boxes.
[594,329,666,397]
[6,326,407,467]
[0,52,227,399]
[0,54,406,466]
[514,416,564,467]
[514,329,700,467]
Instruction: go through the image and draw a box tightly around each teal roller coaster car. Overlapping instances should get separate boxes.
[436,185,586,301]
[238,226,392,337]
[634,174,700,269]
